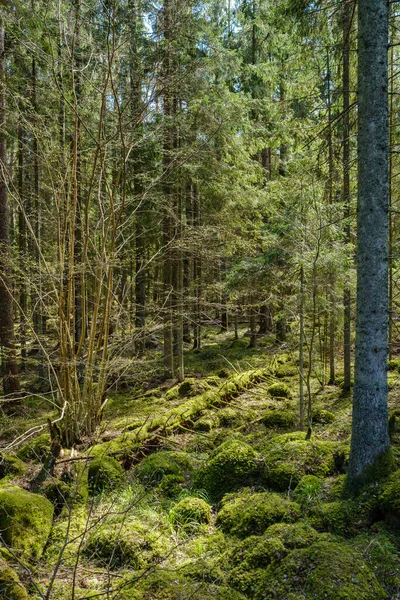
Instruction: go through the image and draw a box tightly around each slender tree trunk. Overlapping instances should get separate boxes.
[299,266,305,430]
[0,18,20,395]
[17,120,27,369]
[389,33,394,360]
[327,48,336,385]
[343,0,352,394]
[348,0,391,488]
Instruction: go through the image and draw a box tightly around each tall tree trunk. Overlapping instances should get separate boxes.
[343,0,352,394]
[348,0,391,488]
[17,119,27,369]
[0,18,20,395]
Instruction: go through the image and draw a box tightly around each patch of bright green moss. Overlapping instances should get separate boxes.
[264,521,320,549]
[0,486,54,559]
[0,558,28,600]
[135,451,198,488]
[312,407,336,424]
[0,455,26,480]
[195,441,259,502]
[170,497,211,531]
[253,540,387,599]
[16,433,51,462]
[88,456,125,495]
[262,410,296,429]
[262,432,349,491]
[310,499,373,537]
[292,475,324,506]
[216,489,300,538]
[267,383,291,398]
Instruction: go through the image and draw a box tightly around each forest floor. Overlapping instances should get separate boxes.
[1,328,400,599]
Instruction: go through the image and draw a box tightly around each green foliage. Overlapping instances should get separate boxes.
[267,383,291,398]
[378,468,400,524]
[88,456,125,495]
[195,441,259,502]
[275,363,297,378]
[262,432,348,491]
[292,474,324,506]
[0,486,53,559]
[0,558,28,600]
[216,489,301,538]
[41,478,73,513]
[312,408,336,424]
[170,497,212,531]
[310,499,372,537]
[253,540,387,600]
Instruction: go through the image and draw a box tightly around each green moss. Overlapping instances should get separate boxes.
[16,433,51,462]
[262,433,349,491]
[0,455,26,480]
[0,558,28,600]
[388,358,400,371]
[264,521,320,549]
[178,378,211,397]
[195,441,259,502]
[378,468,400,524]
[170,497,211,531]
[83,518,168,568]
[267,383,291,398]
[157,473,184,497]
[193,411,220,432]
[88,456,125,494]
[226,536,287,596]
[351,531,400,594]
[136,451,198,488]
[275,364,297,378]
[0,485,54,559]
[312,408,335,424]
[253,540,387,600]
[310,499,372,537]
[216,489,301,538]
[292,475,324,506]
[262,410,296,429]
[41,478,73,513]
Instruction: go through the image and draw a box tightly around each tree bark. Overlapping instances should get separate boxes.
[348,0,391,488]
[0,18,20,395]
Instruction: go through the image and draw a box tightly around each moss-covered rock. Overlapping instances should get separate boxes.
[124,571,247,600]
[216,489,301,538]
[275,363,297,378]
[88,455,125,494]
[0,455,26,480]
[267,382,291,398]
[226,536,287,596]
[135,451,198,488]
[193,411,220,432]
[292,475,324,506]
[312,407,336,424]
[310,498,373,537]
[195,441,259,502]
[157,473,184,497]
[16,434,51,462]
[41,477,73,513]
[253,540,387,600]
[170,497,211,531]
[264,521,319,549]
[351,530,400,595]
[178,378,211,398]
[262,410,296,429]
[378,468,400,524]
[0,486,53,559]
[0,558,28,600]
[83,518,168,568]
[262,433,348,491]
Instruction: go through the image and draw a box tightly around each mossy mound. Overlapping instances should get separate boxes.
[267,382,291,398]
[378,468,400,524]
[16,433,51,462]
[312,407,335,424]
[157,473,185,497]
[0,455,26,480]
[226,536,287,596]
[262,410,296,429]
[264,521,319,549]
[193,410,220,432]
[170,497,211,531]
[88,456,125,494]
[292,475,324,506]
[125,571,247,600]
[253,540,387,600]
[0,558,28,600]
[262,432,348,491]
[218,407,256,428]
[351,530,400,595]
[0,486,54,559]
[135,451,198,488]
[195,441,259,502]
[275,363,297,378]
[216,489,301,538]
[83,518,168,568]
[177,378,211,397]
[310,498,373,537]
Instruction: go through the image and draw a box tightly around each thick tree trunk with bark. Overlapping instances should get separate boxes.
[348,0,391,488]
